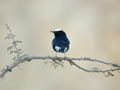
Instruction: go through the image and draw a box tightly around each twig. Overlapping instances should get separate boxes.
[0,56,120,78]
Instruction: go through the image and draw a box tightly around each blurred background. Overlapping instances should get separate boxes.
[0,0,120,90]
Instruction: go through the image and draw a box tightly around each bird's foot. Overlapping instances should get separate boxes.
[63,56,67,60]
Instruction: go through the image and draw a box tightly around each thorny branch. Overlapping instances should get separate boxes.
[0,56,120,78]
[0,24,120,78]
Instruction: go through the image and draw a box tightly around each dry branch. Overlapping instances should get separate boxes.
[0,56,120,78]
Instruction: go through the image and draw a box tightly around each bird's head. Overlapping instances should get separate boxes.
[51,29,66,37]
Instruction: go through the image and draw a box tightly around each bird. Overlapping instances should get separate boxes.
[51,29,70,57]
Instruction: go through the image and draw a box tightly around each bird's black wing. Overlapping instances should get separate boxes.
[52,39,69,53]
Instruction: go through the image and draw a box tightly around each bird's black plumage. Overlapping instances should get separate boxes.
[51,29,70,53]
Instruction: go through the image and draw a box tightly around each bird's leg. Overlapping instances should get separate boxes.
[64,53,67,59]
[63,53,72,65]
[64,53,66,57]
[55,52,58,58]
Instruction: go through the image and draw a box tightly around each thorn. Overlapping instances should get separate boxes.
[27,59,31,62]
[7,65,12,72]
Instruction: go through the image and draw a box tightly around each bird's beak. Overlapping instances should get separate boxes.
[50,31,55,33]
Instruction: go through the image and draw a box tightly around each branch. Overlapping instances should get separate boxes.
[0,56,120,78]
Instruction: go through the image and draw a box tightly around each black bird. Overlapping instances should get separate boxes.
[51,29,70,57]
